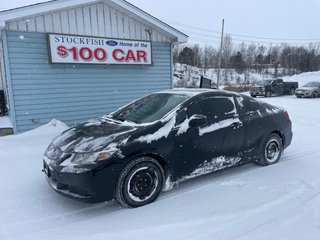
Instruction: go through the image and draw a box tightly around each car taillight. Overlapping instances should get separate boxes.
[284,110,289,118]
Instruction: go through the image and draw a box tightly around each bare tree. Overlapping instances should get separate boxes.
[222,35,233,68]
[203,45,216,74]
[192,44,203,68]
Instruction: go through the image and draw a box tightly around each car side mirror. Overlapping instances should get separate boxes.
[189,114,207,127]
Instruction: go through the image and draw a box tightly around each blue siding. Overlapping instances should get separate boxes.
[5,31,172,133]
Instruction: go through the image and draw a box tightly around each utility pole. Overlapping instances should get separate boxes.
[269,43,272,65]
[217,19,224,89]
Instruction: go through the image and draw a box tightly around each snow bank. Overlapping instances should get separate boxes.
[0,116,12,128]
[283,71,320,86]
[174,62,320,88]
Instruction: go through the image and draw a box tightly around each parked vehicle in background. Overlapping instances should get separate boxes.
[43,89,293,208]
[250,79,298,97]
[295,82,320,98]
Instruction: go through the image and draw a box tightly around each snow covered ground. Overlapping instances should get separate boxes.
[1,95,320,240]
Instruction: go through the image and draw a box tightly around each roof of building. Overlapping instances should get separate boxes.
[0,0,188,43]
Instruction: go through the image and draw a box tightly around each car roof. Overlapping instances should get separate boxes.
[156,88,223,97]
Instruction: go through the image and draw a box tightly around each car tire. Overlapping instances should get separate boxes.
[312,92,317,98]
[257,133,283,166]
[115,157,164,208]
[289,88,295,95]
[265,90,272,97]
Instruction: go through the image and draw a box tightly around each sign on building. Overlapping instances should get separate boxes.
[47,34,152,65]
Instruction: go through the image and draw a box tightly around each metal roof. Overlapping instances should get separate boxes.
[0,0,188,43]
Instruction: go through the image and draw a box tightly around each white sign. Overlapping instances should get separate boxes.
[47,34,152,65]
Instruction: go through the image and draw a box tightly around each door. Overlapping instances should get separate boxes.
[235,95,264,162]
[273,79,284,94]
[168,95,246,180]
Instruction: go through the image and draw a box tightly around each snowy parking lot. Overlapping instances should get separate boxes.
[1,95,320,240]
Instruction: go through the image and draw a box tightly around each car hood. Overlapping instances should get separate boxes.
[51,118,140,153]
[296,87,316,91]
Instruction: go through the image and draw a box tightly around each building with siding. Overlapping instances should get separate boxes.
[0,0,187,133]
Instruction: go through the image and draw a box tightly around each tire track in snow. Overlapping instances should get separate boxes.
[0,201,118,238]
[229,190,320,240]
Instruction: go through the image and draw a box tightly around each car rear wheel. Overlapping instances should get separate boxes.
[115,157,164,208]
[289,88,295,95]
[257,133,283,166]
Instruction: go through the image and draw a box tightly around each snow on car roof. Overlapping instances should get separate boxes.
[156,88,218,96]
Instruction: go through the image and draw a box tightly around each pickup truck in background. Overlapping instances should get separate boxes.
[250,79,298,97]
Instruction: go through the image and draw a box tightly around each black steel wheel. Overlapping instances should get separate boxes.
[257,133,283,166]
[115,157,164,208]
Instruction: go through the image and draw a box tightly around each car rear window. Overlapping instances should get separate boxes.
[236,95,262,113]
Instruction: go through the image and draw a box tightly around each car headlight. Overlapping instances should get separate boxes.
[45,143,62,160]
[69,150,118,165]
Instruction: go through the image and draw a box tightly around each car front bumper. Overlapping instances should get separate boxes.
[295,92,311,98]
[43,159,122,203]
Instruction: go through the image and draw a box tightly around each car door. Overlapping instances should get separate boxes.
[168,94,246,179]
[234,95,264,162]
[271,80,279,94]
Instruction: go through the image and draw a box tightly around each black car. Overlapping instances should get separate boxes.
[43,89,293,208]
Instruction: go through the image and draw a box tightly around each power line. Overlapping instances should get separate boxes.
[188,35,319,46]
[166,20,320,42]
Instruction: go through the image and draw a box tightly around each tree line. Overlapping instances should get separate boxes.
[174,35,320,77]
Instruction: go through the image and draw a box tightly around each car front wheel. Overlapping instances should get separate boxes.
[312,92,318,98]
[115,157,164,208]
[258,133,283,166]
[265,90,272,97]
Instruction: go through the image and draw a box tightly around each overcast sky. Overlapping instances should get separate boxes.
[1,0,320,46]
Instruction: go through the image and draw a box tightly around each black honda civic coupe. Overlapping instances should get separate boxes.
[43,89,292,207]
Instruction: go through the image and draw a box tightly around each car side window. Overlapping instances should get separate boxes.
[236,95,262,114]
[187,96,237,121]
[175,108,187,125]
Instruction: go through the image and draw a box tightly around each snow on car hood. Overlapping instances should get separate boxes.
[52,118,137,153]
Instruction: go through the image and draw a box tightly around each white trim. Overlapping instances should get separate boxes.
[1,31,17,133]
[0,21,5,30]
[108,0,187,43]
[0,0,188,43]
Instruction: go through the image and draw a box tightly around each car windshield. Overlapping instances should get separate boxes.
[257,80,273,86]
[303,82,320,87]
[111,93,189,124]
